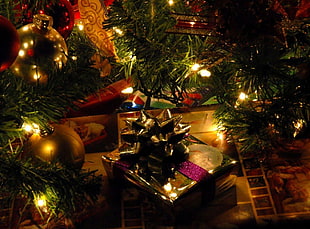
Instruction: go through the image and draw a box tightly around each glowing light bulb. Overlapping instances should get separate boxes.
[121,87,134,94]
[293,119,304,137]
[164,182,172,192]
[32,123,40,134]
[239,92,247,100]
[37,198,46,207]
[23,42,29,49]
[168,0,174,5]
[22,122,41,134]
[191,63,200,71]
[78,23,84,31]
[169,192,178,198]
[113,27,123,35]
[33,72,41,80]
[18,50,25,57]
[217,132,224,141]
[199,69,211,77]
[35,194,48,213]
[22,123,33,133]
[22,25,29,31]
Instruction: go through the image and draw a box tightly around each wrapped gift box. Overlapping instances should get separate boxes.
[102,135,237,211]
[102,108,238,217]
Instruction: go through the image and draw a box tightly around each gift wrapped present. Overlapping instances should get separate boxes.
[102,109,237,210]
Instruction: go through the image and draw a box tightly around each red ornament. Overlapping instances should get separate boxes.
[43,0,75,39]
[15,0,75,39]
[186,0,207,13]
[104,0,115,7]
[69,0,78,6]
[272,0,310,19]
[13,2,33,25]
[296,0,310,18]
[0,15,20,72]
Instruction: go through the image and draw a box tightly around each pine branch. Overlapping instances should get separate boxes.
[0,148,102,218]
[104,0,221,106]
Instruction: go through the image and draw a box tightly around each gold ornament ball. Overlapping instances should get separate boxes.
[10,14,67,84]
[28,124,85,169]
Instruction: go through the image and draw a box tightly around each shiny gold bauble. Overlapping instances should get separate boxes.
[10,14,67,84]
[27,124,85,169]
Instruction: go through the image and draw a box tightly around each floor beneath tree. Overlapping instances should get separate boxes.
[78,141,310,229]
[79,153,253,229]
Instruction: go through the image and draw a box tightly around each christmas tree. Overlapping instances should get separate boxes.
[0,0,114,227]
[105,0,310,157]
[0,0,310,227]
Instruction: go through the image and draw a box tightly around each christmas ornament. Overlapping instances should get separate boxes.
[13,2,34,26]
[104,0,115,7]
[26,124,85,169]
[167,13,217,36]
[70,0,78,6]
[0,15,20,72]
[43,0,75,39]
[186,0,208,13]
[10,14,68,84]
[272,0,310,19]
[78,0,116,57]
[14,0,75,38]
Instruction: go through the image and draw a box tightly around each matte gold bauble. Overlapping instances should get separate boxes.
[27,124,85,169]
[10,14,67,84]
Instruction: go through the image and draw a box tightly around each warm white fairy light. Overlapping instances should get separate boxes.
[191,63,201,71]
[37,198,46,207]
[23,42,29,49]
[199,69,211,77]
[113,27,124,35]
[169,192,178,199]
[121,87,134,94]
[293,119,304,137]
[76,20,84,31]
[164,182,172,192]
[22,122,40,134]
[217,131,224,141]
[33,72,41,80]
[168,0,174,6]
[22,24,30,32]
[22,123,33,133]
[238,92,248,100]
[18,49,25,57]
[35,194,48,213]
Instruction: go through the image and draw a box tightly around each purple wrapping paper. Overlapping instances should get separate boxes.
[178,160,212,182]
[115,156,211,182]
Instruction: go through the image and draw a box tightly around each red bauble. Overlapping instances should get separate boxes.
[16,0,75,39]
[272,0,310,19]
[0,15,20,72]
[70,0,78,6]
[43,0,75,39]
[104,0,115,7]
